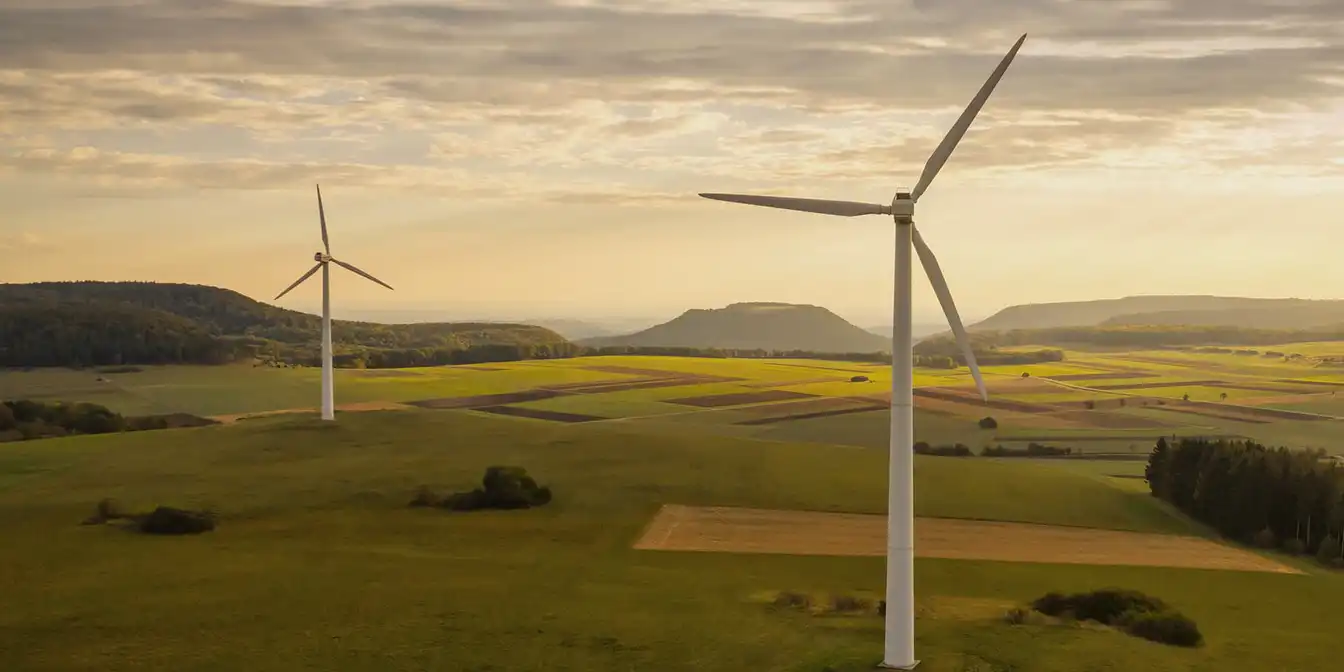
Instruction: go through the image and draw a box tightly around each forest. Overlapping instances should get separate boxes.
[1146,437,1344,565]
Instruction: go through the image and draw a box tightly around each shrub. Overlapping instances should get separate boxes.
[139,506,216,535]
[1123,611,1203,647]
[432,466,553,512]
[1282,537,1307,555]
[850,375,869,383]
[1029,589,1201,648]
[1083,400,1096,409]
[977,416,998,429]
[1020,372,1030,378]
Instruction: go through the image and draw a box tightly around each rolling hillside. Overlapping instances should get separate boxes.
[0,281,571,368]
[580,302,890,353]
[969,296,1344,332]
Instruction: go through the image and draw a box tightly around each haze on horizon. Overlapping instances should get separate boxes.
[2,0,1342,328]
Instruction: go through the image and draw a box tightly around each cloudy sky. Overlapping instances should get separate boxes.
[3,0,1342,326]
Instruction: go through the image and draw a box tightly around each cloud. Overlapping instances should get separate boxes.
[1,0,1342,191]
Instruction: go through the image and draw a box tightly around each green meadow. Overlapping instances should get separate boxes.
[4,348,1344,670]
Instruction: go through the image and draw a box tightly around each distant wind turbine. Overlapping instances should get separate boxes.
[274,185,394,421]
[698,34,1028,670]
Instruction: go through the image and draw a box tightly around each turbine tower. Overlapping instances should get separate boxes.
[274,185,394,421]
[698,34,1027,670]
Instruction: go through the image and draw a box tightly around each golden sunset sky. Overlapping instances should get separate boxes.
[2,0,1342,327]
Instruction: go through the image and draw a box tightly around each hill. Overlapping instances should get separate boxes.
[0,281,571,368]
[581,302,890,353]
[970,296,1344,332]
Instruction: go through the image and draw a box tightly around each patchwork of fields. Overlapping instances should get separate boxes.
[6,344,1341,454]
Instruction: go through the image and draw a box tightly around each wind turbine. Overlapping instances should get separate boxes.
[274,185,394,421]
[699,34,1027,669]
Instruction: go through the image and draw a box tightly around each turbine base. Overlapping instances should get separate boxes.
[876,661,920,670]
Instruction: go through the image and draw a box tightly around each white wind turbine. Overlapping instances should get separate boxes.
[274,185,394,421]
[699,34,1027,670]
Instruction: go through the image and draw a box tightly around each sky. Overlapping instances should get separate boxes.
[2,0,1343,327]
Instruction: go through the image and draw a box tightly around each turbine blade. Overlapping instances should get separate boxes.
[911,226,987,401]
[332,259,394,291]
[274,263,323,301]
[317,184,330,255]
[700,193,887,217]
[910,33,1027,203]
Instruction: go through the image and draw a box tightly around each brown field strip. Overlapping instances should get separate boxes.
[733,397,889,425]
[914,387,1054,414]
[472,406,604,423]
[408,389,567,409]
[663,389,818,408]
[634,505,1301,574]
[765,362,876,374]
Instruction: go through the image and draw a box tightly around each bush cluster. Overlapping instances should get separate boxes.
[1028,589,1202,647]
[412,466,553,511]
[981,442,1072,457]
[913,442,973,457]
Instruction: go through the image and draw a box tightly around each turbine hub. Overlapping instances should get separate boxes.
[890,191,914,223]
[314,252,331,263]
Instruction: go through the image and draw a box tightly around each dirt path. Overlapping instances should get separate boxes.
[634,505,1301,575]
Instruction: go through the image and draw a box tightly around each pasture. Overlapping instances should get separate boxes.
[3,410,1344,671]
[4,347,1344,669]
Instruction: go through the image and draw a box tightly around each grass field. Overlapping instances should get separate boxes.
[6,348,1344,669]
[5,410,1344,671]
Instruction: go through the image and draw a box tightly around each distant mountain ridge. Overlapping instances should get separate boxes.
[580,302,890,352]
[968,295,1344,332]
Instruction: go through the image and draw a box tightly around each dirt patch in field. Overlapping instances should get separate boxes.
[1046,372,1156,382]
[408,389,568,409]
[634,505,1300,574]
[210,401,415,424]
[472,405,604,423]
[664,389,819,408]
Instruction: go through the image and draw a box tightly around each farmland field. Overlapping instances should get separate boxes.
[4,347,1344,670]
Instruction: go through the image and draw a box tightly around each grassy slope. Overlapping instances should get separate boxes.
[1,411,1295,672]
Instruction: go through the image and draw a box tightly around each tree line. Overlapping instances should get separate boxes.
[0,400,215,442]
[1146,437,1344,564]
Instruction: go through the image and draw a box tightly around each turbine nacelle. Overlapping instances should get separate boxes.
[314,252,332,263]
[890,192,914,223]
